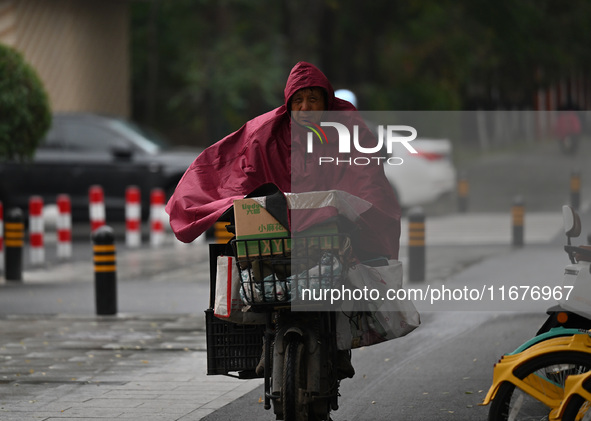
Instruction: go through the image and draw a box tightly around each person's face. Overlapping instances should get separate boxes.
[290,87,326,125]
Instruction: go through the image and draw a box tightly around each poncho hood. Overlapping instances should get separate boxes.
[284,61,336,109]
[166,62,401,258]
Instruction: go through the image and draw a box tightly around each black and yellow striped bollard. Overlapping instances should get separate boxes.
[512,196,525,247]
[570,170,581,211]
[92,225,117,315]
[213,221,234,244]
[457,171,469,213]
[408,207,426,282]
[5,208,25,281]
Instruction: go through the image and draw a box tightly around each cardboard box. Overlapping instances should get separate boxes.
[233,195,342,260]
[233,197,289,258]
[233,197,288,238]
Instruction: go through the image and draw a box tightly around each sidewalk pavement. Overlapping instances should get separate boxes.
[0,313,261,421]
[0,211,552,421]
[1,238,267,421]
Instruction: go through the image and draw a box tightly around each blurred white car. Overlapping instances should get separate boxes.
[383,137,457,208]
[332,90,457,209]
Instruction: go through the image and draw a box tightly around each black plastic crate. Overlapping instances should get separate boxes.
[205,309,264,377]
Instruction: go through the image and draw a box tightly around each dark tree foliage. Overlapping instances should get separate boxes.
[0,44,51,161]
[131,0,591,147]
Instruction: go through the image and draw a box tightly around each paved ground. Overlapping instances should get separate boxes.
[0,240,266,421]
[0,206,565,420]
[0,313,261,421]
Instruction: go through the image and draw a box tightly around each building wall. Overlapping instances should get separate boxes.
[0,0,130,117]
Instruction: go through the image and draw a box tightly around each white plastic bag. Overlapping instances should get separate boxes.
[214,255,265,325]
[336,261,420,350]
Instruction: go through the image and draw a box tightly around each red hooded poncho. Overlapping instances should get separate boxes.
[166,62,401,258]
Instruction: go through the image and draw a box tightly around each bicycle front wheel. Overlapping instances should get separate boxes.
[488,351,591,421]
[282,338,308,421]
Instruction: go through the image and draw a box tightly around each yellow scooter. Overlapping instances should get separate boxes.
[553,370,591,421]
[481,331,591,420]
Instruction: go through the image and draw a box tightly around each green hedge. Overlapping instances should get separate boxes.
[0,43,51,161]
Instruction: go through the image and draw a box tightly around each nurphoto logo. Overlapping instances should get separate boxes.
[306,121,418,166]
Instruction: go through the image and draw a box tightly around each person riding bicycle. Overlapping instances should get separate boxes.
[166,61,402,378]
[166,61,400,259]
[555,101,582,154]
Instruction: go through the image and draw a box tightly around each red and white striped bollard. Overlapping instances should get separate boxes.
[89,185,106,232]
[150,188,166,247]
[57,194,72,259]
[29,196,44,265]
[125,186,141,248]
